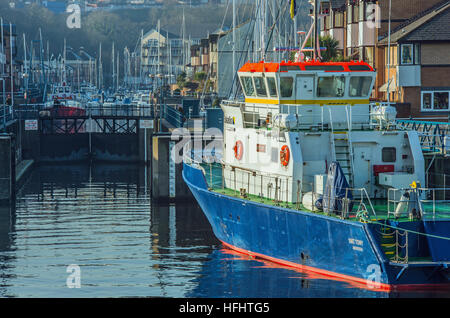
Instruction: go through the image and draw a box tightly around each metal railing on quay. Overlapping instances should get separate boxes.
[14,103,155,118]
[163,104,184,128]
[0,104,14,127]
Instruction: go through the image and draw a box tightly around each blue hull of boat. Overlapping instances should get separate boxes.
[183,163,450,290]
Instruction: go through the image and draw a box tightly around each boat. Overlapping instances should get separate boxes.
[182,1,450,290]
[43,81,85,117]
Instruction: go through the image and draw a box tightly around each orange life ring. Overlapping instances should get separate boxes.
[280,145,290,166]
[234,140,243,160]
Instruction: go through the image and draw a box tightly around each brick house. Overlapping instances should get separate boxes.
[321,0,450,120]
[377,2,450,119]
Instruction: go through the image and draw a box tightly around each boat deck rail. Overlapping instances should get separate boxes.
[222,99,406,132]
[183,146,380,222]
[388,187,450,220]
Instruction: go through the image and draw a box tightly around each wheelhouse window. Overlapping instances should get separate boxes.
[280,77,293,98]
[317,76,346,98]
[382,147,396,163]
[254,76,268,97]
[421,91,450,111]
[240,76,255,97]
[349,76,372,97]
[266,77,278,98]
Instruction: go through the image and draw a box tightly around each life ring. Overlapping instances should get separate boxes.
[280,145,290,166]
[234,140,243,160]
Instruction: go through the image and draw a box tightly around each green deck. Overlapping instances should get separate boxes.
[201,164,450,223]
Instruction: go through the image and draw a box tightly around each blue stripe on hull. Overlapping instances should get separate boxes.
[183,163,450,288]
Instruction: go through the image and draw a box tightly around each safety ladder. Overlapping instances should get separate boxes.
[380,225,409,263]
[332,131,355,188]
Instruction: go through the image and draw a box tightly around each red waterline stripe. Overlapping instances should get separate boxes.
[220,240,450,292]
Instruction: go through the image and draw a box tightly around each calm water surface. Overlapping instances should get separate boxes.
[0,163,448,298]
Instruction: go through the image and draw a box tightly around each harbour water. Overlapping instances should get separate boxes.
[0,163,448,298]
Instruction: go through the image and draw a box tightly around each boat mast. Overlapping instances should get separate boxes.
[112,42,115,92]
[10,23,13,108]
[157,19,160,79]
[386,0,392,103]
[23,33,28,97]
[313,0,318,61]
[63,38,67,84]
[231,0,236,97]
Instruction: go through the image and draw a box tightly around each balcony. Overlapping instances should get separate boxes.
[358,22,376,47]
[201,54,209,65]
[191,56,200,66]
[397,65,421,87]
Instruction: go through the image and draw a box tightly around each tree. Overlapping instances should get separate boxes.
[292,35,341,62]
[176,71,187,88]
[320,36,340,62]
[194,71,207,82]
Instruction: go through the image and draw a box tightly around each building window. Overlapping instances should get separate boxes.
[385,46,398,66]
[421,91,450,111]
[364,47,374,66]
[347,5,353,24]
[434,92,449,110]
[353,4,359,23]
[359,1,366,22]
[401,44,414,65]
[325,15,332,29]
[422,92,432,110]
[382,147,396,163]
[280,77,293,98]
[334,11,344,27]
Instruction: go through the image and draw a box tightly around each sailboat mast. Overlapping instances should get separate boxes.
[232,0,236,96]
[386,0,392,103]
[112,42,115,91]
[313,0,318,61]
[63,38,66,83]
[157,19,160,77]
[23,34,28,93]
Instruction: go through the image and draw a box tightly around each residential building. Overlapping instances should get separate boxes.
[321,0,450,120]
[1,23,19,97]
[140,28,189,85]
[377,1,450,119]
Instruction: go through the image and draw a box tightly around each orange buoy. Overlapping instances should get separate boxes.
[280,145,290,166]
[234,140,244,160]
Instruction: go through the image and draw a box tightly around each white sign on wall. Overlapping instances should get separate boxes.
[140,119,154,129]
[24,119,38,131]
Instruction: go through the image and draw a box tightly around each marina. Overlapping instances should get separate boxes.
[0,0,450,300]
